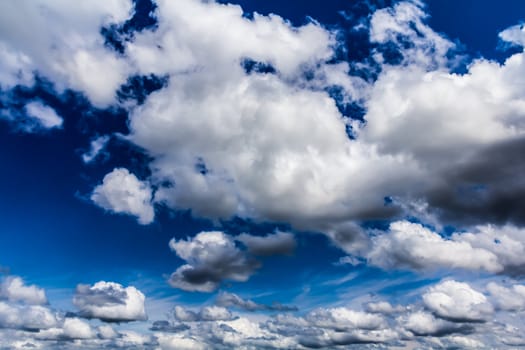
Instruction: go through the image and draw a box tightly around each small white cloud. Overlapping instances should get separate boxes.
[91,168,155,224]
[24,101,63,129]
[73,281,147,322]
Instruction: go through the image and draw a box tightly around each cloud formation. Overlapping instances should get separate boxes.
[0,276,48,305]
[91,168,155,224]
[168,231,260,292]
[73,281,147,322]
[422,280,493,323]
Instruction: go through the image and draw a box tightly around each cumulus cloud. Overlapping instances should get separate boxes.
[402,311,473,337]
[367,221,501,272]
[216,291,298,312]
[73,281,147,322]
[487,282,525,311]
[0,302,58,331]
[0,276,47,305]
[115,0,525,253]
[235,231,296,256]
[91,168,155,224]
[168,231,260,292]
[367,221,525,276]
[422,280,493,323]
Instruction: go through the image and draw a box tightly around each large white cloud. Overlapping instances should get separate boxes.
[73,281,147,322]
[91,168,155,225]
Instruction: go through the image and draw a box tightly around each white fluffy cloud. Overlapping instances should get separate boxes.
[487,282,525,311]
[367,221,501,272]
[91,168,154,225]
[0,276,47,305]
[367,221,525,276]
[422,280,493,322]
[73,281,147,322]
[168,231,259,292]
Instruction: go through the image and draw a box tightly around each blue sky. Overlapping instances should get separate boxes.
[1,0,525,348]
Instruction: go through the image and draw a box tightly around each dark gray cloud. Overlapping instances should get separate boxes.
[215,292,298,312]
[426,137,525,227]
[236,231,296,256]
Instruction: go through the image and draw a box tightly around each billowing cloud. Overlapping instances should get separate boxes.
[487,282,525,311]
[0,302,58,331]
[367,221,501,272]
[367,221,525,276]
[422,280,493,323]
[236,231,296,256]
[91,168,155,225]
[0,276,47,305]
[168,231,260,292]
[216,291,297,312]
[73,281,147,322]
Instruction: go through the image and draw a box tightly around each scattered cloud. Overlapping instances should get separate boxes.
[168,231,260,292]
[24,101,63,130]
[73,281,147,322]
[91,168,155,225]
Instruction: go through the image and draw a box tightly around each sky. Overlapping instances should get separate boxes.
[1,0,525,348]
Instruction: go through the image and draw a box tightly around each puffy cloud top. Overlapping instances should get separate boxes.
[73,281,147,322]
[91,168,155,225]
